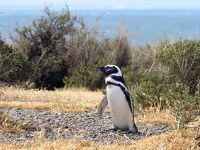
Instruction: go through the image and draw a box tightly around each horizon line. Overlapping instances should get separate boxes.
[1,5,200,11]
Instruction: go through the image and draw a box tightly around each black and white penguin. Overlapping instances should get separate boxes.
[97,65,138,133]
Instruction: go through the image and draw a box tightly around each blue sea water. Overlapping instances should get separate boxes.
[1,6,200,46]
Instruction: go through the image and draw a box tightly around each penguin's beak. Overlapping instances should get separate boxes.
[96,66,105,72]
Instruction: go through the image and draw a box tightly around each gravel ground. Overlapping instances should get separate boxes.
[0,108,173,144]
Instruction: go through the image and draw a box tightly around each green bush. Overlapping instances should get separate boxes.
[156,39,200,93]
[133,79,200,129]
[165,82,200,129]
[0,36,27,83]
[132,40,200,128]
[168,83,200,129]
[13,7,85,90]
[9,5,135,90]
[64,65,105,90]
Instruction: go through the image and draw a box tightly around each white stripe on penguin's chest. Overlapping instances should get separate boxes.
[106,84,131,128]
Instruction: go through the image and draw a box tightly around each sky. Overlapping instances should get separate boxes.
[0,0,200,9]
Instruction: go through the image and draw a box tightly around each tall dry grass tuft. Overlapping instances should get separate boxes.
[0,112,28,134]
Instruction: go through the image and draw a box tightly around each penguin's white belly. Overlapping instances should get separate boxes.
[106,85,133,130]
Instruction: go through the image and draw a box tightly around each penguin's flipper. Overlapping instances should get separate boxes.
[97,96,108,119]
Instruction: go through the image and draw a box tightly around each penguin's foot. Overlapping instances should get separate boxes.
[106,128,118,132]
[128,124,138,134]
[128,130,140,134]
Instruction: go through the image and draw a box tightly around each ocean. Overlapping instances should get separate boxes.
[1,6,200,46]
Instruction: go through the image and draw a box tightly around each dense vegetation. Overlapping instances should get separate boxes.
[0,36,27,83]
[0,7,199,128]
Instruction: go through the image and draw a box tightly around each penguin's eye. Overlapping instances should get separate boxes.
[106,66,111,69]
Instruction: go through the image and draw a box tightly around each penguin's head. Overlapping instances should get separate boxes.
[96,65,122,76]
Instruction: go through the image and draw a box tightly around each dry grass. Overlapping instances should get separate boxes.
[0,86,199,150]
[0,130,198,150]
[0,112,28,133]
[137,107,175,126]
[0,86,104,112]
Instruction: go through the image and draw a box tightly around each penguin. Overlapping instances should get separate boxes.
[97,65,138,133]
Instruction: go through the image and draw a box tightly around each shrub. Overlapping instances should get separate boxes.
[163,82,200,129]
[63,25,133,90]
[133,78,200,129]
[64,65,105,90]
[131,40,200,128]
[133,80,168,109]
[13,7,85,90]
[0,36,27,83]
[111,28,132,67]
[10,5,135,90]
[156,39,200,93]
[63,29,112,90]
